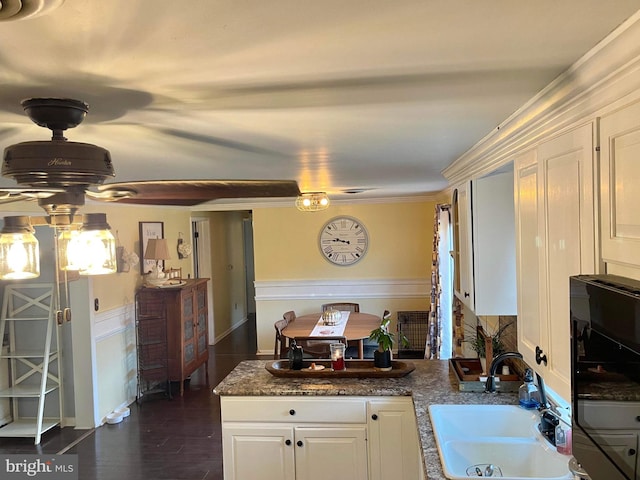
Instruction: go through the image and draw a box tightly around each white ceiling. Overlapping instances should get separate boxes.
[0,0,638,205]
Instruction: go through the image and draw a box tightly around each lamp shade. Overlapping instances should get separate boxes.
[77,213,117,275]
[144,238,171,260]
[0,216,40,280]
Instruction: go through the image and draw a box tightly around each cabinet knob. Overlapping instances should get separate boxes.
[285,439,292,446]
[371,414,378,421]
[297,440,303,447]
[289,409,296,416]
[629,449,636,456]
[464,292,470,298]
[535,346,548,366]
[636,416,640,422]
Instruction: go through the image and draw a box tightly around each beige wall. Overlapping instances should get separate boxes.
[83,204,194,312]
[254,202,434,280]
[252,200,438,353]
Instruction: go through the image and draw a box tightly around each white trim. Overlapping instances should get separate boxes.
[255,278,430,301]
[93,304,135,342]
[189,194,442,211]
[61,416,75,428]
[213,316,248,345]
[443,11,640,185]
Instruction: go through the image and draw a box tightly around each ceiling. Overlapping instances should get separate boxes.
[0,0,638,206]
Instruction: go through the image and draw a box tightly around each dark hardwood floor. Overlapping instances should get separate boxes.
[0,317,263,480]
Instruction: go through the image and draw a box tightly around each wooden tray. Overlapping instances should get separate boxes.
[265,359,415,378]
[450,358,520,392]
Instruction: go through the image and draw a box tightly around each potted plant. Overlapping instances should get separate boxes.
[368,313,409,371]
[465,319,513,373]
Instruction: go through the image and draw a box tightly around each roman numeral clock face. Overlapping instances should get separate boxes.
[319,216,369,266]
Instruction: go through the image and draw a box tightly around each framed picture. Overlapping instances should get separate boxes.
[139,221,164,274]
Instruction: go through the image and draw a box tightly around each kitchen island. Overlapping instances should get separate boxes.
[214,359,518,480]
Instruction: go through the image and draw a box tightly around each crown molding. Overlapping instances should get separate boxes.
[189,193,443,212]
[442,10,640,185]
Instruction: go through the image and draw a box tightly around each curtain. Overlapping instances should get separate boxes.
[425,203,452,359]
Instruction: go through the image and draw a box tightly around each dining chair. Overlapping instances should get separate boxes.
[274,319,289,359]
[282,310,296,324]
[321,302,360,313]
[294,336,347,358]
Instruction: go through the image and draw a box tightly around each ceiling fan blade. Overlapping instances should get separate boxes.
[96,180,301,206]
[0,187,66,204]
[156,128,285,156]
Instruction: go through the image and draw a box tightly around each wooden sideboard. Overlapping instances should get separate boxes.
[136,278,209,397]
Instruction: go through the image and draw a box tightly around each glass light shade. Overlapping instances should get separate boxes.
[0,232,40,280]
[57,229,82,271]
[77,213,117,275]
[295,192,330,212]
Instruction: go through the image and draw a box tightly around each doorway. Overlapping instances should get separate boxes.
[242,216,256,318]
[192,212,257,349]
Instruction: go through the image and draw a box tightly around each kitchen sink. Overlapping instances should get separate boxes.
[428,405,572,479]
[429,404,538,438]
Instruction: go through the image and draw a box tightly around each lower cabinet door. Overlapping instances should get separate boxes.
[222,425,295,480]
[367,398,424,480]
[294,426,368,480]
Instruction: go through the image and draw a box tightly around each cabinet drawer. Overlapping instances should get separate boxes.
[221,396,366,423]
[580,400,640,430]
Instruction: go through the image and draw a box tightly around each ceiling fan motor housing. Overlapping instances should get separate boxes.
[2,140,114,187]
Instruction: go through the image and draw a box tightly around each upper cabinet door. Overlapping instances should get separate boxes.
[452,173,516,316]
[515,149,544,373]
[472,170,517,316]
[452,182,474,310]
[601,100,640,268]
[538,123,595,399]
[515,124,595,402]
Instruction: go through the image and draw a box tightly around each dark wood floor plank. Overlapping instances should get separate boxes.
[0,316,262,480]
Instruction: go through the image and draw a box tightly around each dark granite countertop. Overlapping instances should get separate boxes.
[213,359,518,480]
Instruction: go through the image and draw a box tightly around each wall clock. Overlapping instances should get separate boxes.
[319,216,369,266]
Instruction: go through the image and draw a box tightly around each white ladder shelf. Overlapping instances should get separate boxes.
[0,284,63,445]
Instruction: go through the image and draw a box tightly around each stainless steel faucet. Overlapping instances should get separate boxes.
[484,351,523,393]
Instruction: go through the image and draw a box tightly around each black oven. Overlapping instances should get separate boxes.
[570,274,640,480]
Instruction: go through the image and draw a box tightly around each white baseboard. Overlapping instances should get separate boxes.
[214,317,248,345]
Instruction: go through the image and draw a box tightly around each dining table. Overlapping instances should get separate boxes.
[281,312,381,359]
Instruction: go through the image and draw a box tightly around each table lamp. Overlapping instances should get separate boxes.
[144,238,171,286]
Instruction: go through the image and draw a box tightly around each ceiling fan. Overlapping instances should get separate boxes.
[1,98,301,216]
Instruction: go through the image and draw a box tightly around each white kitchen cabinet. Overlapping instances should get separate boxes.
[452,171,516,316]
[515,123,596,402]
[220,397,368,480]
[452,181,474,310]
[295,426,368,480]
[222,424,367,480]
[222,424,296,480]
[220,396,422,480]
[600,99,640,270]
[367,397,424,480]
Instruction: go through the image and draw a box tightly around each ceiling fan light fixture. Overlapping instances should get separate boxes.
[295,192,330,212]
[75,213,117,276]
[0,216,40,280]
[57,228,81,272]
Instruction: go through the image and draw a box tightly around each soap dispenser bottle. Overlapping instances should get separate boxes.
[519,368,541,409]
